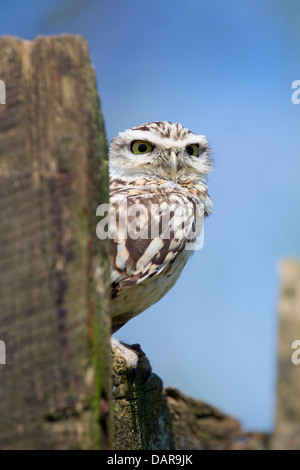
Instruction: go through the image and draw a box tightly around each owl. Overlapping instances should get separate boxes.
[109,121,212,333]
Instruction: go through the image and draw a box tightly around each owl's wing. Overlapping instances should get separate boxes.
[109,186,195,298]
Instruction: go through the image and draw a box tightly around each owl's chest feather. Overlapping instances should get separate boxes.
[109,184,201,332]
[111,245,191,329]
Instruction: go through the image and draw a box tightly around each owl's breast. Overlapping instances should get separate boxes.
[111,245,191,332]
[108,184,200,333]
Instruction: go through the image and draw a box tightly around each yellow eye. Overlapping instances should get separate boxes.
[131,140,153,155]
[186,144,199,157]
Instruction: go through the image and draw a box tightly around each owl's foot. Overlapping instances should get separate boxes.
[111,338,152,383]
[124,342,152,383]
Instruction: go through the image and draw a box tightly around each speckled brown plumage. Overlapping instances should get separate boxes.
[108,121,212,333]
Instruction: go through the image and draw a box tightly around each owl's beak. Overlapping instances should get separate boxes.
[168,150,177,182]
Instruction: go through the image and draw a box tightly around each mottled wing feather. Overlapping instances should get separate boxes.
[109,186,195,299]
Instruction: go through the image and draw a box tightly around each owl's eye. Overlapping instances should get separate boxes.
[131,140,154,155]
[186,144,199,157]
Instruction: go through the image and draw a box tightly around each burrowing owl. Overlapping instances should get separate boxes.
[109,121,212,333]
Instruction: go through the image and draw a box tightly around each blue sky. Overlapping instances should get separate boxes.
[2,0,300,431]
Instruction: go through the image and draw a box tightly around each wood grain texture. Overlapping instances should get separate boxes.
[0,35,110,449]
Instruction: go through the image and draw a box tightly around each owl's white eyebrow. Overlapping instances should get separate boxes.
[119,129,207,149]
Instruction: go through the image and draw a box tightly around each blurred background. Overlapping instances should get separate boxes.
[2,0,300,432]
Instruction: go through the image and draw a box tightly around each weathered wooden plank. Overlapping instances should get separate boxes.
[0,35,111,449]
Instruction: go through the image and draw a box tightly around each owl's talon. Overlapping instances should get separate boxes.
[126,343,145,357]
[116,340,153,383]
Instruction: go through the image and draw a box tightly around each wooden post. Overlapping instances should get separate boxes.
[0,35,111,449]
[111,339,265,450]
[272,260,300,449]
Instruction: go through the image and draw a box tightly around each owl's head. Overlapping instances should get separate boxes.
[109,121,212,188]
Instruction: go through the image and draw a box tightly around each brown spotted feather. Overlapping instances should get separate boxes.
[107,121,212,332]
